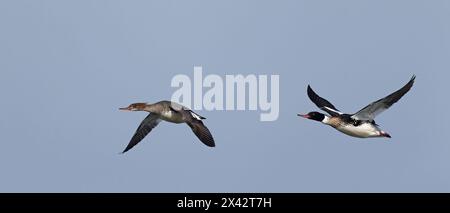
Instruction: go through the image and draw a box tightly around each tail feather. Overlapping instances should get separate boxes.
[380,131,391,138]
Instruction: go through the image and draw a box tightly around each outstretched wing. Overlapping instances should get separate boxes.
[307,85,343,116]
[352,75,416,121]
[122,113,161,153]
[186,120,215,147]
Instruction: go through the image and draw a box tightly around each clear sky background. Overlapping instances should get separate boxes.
[0,0,449,192]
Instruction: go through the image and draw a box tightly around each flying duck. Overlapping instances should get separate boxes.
[298,75,416,138]
[119,100,215,153]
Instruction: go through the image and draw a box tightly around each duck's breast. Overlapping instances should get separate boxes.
[160,110,185,123]
[335,122,381,138]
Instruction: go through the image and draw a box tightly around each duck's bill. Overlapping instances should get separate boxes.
[297,114,310,119]
[119,107,131,111]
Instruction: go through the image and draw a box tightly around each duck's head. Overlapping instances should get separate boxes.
[298,111,325,122]
[119,103,148,111]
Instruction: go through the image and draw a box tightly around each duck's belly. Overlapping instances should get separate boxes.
[160,111,184,123]
[335,123,380,138]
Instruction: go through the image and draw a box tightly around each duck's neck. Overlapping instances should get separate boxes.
[143,103,157,113]
[321,115,331,125]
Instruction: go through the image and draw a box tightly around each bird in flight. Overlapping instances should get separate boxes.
[119,100,215,153]
[298,75,416,138]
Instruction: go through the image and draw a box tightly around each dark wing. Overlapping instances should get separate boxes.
[122,113,161,153]
[307,85,343,116]
[352,75,416,121]
[186,120,215,147]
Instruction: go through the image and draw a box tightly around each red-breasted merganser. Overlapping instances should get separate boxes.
[298,75,416,138]
[119,101,215,153]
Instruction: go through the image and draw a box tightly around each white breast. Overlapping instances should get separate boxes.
[335,123,382,138]
[160,110,184,123]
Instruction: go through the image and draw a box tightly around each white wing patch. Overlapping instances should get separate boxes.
[323,106,343,115]
[190,111,203,120]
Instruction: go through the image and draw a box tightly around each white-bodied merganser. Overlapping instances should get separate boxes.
[298,75,416,138]
[119,100,215,153]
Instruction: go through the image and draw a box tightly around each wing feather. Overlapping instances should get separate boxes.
[122,113,161,153]
[187,120,215,147]
[352,75,416,121]
[307,85,342,116]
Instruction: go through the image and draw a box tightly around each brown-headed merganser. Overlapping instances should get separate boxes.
[119,101,215,153]
[298,75,416,138]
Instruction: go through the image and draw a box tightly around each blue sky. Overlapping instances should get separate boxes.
[0,0,449,192]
